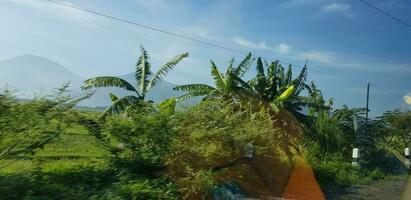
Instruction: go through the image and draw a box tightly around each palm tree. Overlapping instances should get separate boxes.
[173,53,255,101]
[82,46,188,118]
[248,58,333,119]
[245,58,308,113]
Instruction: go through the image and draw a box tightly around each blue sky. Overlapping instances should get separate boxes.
[1,0,411,115]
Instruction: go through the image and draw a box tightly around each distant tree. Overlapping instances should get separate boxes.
[82,46,188,118]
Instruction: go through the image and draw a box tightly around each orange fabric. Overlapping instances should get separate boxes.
[282,160,326,200]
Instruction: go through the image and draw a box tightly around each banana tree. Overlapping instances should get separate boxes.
[82,46,188,118]
[173,53,255,101]
[245,58,307,113]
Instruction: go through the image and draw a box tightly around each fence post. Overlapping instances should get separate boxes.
[244,143,254,159]
[405,147,410,169]
[352,148,360,166]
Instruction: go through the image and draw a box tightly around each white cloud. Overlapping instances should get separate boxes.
[323,3,351,12]
[298,51,336,64]
[179,27,220,41]
[232,37,291,54]
[231,37,411,74]
[279,0,324,8]
[231,37,339,65]
[404,95,411,105]
[232,37,270,50]
[275,43,291,54]
[321,3,354,18]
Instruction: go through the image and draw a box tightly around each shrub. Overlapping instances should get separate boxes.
[0,86,90,163]
[91,177,180,200]
[165,100,299,199]
[101,104,175,173]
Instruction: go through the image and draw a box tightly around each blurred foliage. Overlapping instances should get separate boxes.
[1,51,411,200]
[0,85,90,165]
[304,105,411,187]
[165,100,299,199]
[372,109,411,151]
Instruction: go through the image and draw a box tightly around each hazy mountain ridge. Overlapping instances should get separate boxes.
[0,55,195,107]
[0,55,83,96]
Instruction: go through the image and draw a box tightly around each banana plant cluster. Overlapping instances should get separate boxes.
[82,47,328,120]
[173,53,255,101]
[174,53,329,118]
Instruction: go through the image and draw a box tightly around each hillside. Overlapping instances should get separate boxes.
[0,55,83,97]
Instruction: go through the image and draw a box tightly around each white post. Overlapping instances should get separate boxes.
[405,147,411,169]
[117,143,125,150]
[352,148,360,166]
[244,143,254,159]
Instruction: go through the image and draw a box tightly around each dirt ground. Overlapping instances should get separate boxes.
[324,176,408,200]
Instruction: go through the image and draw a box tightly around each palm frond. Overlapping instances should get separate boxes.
[147,52,188,92]
[109,93,119,102]
[277,64,285,87]
[82,76,139,95]
[210,61,226,89]
[232,86,256,99]
[100,95,140,119]
[285,64,292,85]
[174,83,216,101]
[292,65,308,94]
[294,96,328,109]
[176,91,208,101]
[136,46,152,96]
[173,84,215,92]
[234,52,253,77]
[256,57,265,76]
[268,60,279,78]
[227,57,235,73]
[232,75,255,95]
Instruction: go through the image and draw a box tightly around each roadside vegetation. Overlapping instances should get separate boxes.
[0,48,410,199]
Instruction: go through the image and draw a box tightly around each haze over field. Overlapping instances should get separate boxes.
[0,55,191,107]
